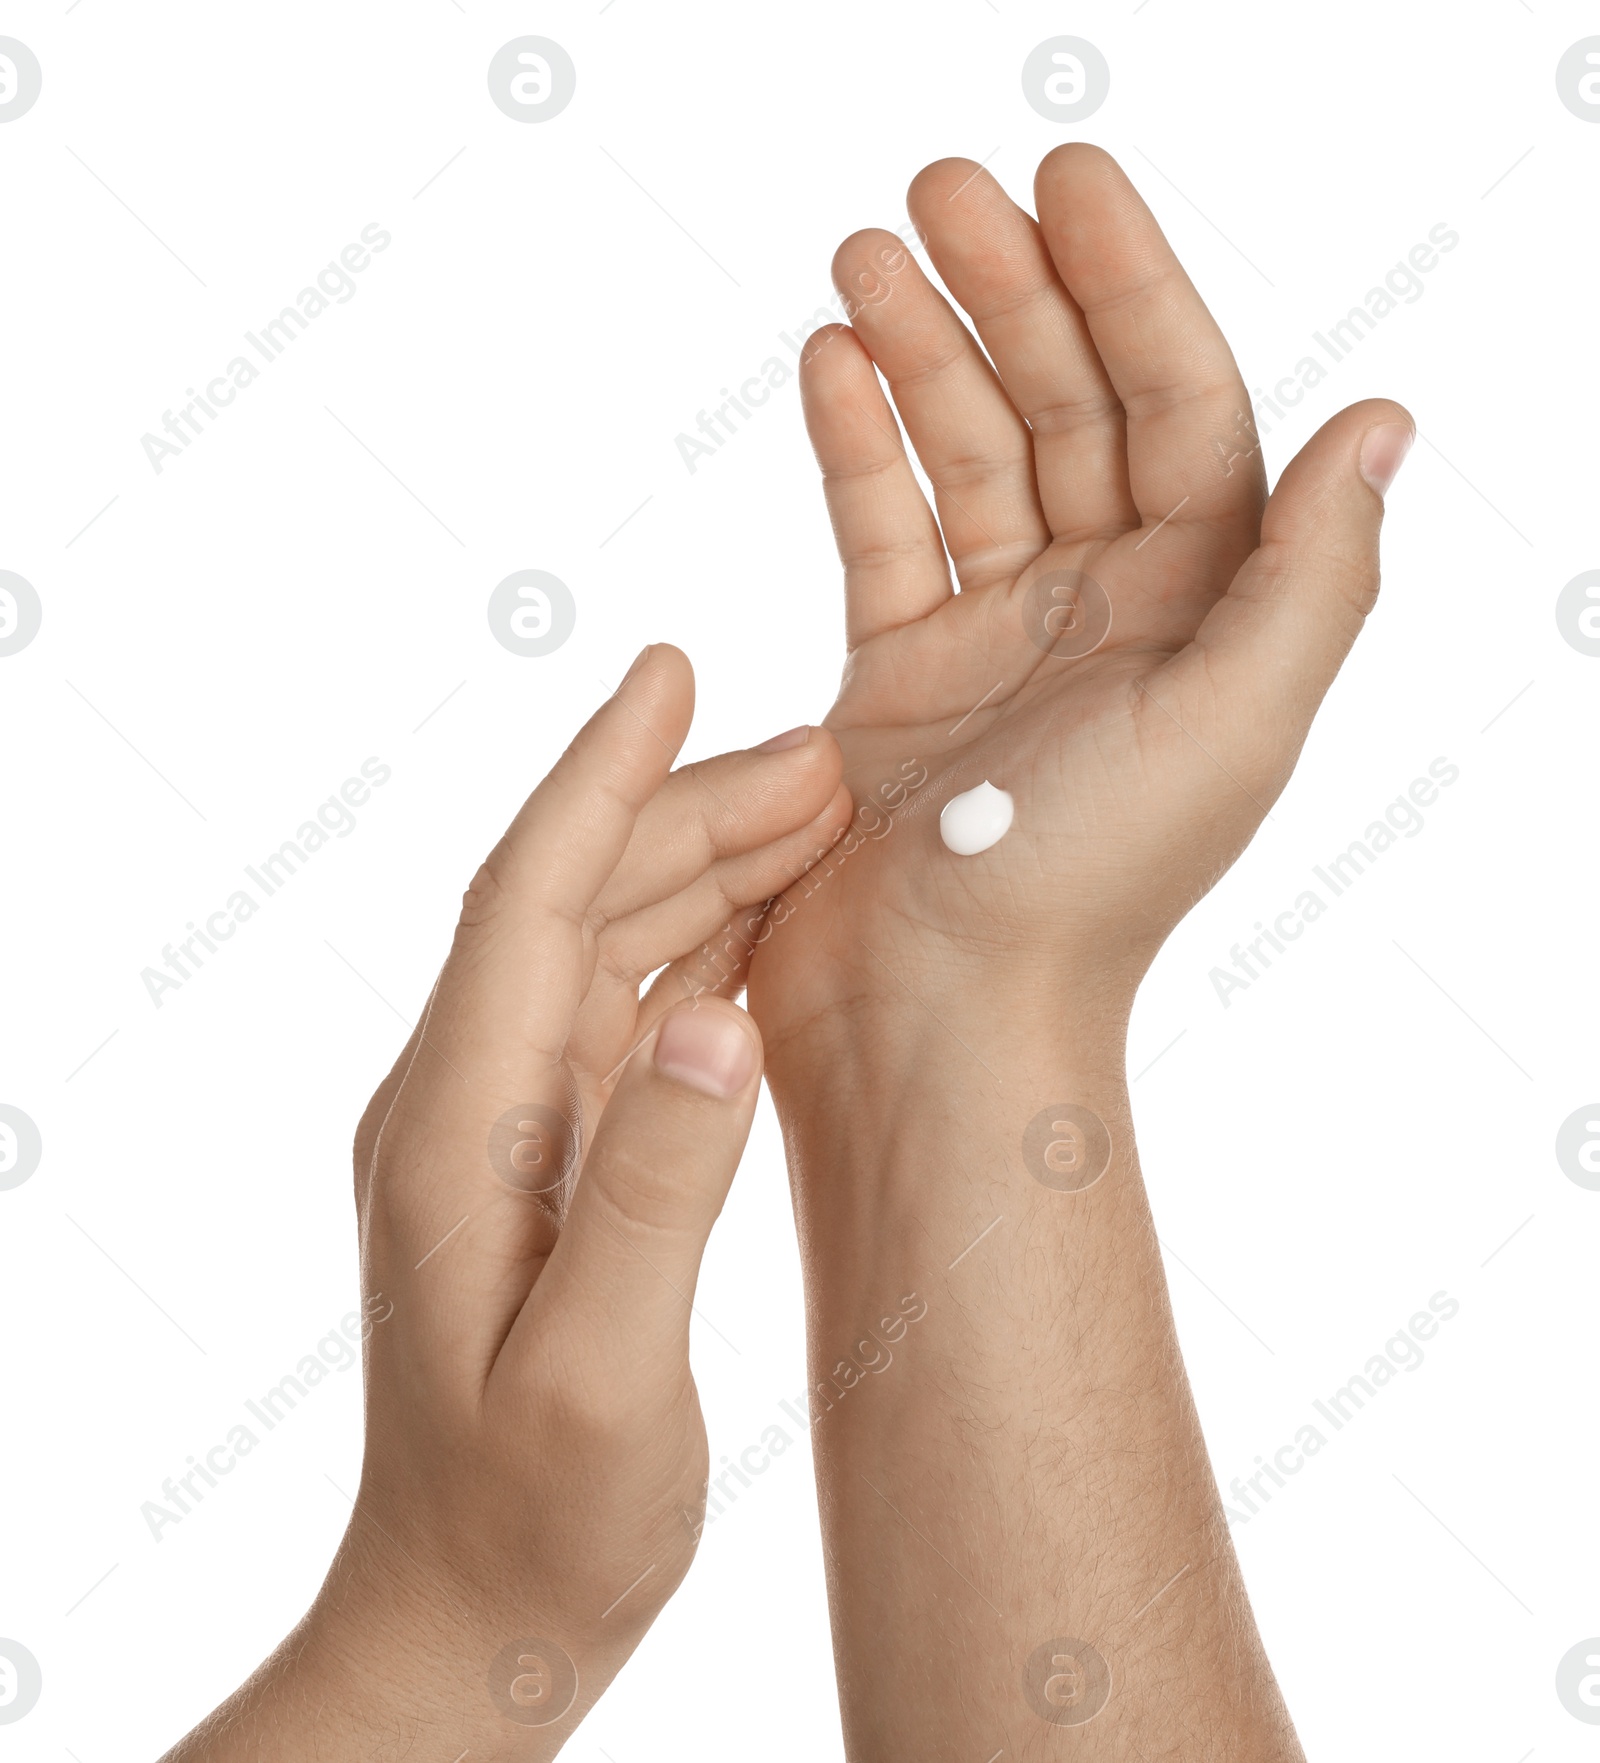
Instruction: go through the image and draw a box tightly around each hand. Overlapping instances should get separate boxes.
[163,646,851,1760]
[749,145,1412,1065]
[739,148,1403,1761]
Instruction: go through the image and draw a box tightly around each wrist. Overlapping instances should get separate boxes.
[761,926,1132,1080]
[767,993,1132,1207]
[768,1002,1145,1385]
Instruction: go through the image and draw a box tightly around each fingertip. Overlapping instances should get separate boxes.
[831,225,905,284]
[1338,395,1414,439]
[761,727,850,839]
[1275,399,1415,504]
[771,724,851,835]
[745,720,844,785]
[805,781,856,862]
[824,772,863,825]
[908,156,989,211]
[1034,139,1120,195]
[798,320,862,374]
[614,640,694,718]
[833,228,919,326]
[1033,144,1166,283]
[1359,420,1415,499]
[752,724,812,754]
[1359,396,1415,431]
[1353,396,1409,458]
[787,719,845,775]
[819,776,856,840]
[636,641,693,691]
[652,998,763,1100]
[777,745,854,863]
[592,644,696,793]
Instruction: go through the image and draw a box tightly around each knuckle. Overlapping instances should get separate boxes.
[590,1145,696,1240]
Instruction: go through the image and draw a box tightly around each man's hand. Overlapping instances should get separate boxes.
[751,144,1411,1066]
[747,147,1409,1761]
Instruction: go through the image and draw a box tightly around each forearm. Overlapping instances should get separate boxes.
[771,998,1301,1761]
[160,1516,617,1762]
[159,1557,487,1763]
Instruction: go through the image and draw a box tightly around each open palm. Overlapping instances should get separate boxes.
[749,147,1411,1056]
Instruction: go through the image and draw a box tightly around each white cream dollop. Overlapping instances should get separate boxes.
[939,780,1014,856]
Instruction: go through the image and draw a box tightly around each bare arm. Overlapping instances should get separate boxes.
[771,1008,1298,1758]
[749,142,1410,1756]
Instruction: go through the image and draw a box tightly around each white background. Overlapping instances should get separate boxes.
[1,2,1596,1757]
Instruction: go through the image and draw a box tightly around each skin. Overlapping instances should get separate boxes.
[161,646,852,1759]
[744,145,1412,1758]
[160,143,1411,1760]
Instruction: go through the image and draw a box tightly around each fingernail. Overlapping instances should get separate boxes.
[1359,424,1414,497]
[619,645,652,688]
[654,1007,758,1099]
[754,725,810,754]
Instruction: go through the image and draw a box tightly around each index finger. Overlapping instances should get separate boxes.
[359,647,697,1391]
[424,642,695,1097]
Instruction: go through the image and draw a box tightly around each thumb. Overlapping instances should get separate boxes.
[539,999,763,1347]
[1175,398,1414,726]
